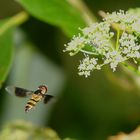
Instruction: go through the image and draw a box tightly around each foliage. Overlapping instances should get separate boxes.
[1,0,140,140]
[0,28,13,88]
[0,0,92,88]
[17,0,87,37]
[0,12,28,88]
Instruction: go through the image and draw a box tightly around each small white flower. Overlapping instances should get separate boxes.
[119,32,140,60]
[78,56,99,77]
[64,35,86,55]
[110,61,118,72]
[132,19,140,33]
[104,51,125,71]
[105,10,138,25]
[81,22,114,54]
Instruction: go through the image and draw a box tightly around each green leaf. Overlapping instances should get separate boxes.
[0,27,14,88]
[0,12,28,88]
[17,0,86,37]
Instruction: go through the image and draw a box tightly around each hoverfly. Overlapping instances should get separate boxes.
[5,85,54,112]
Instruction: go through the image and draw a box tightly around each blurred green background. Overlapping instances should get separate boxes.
[0,0,140,140]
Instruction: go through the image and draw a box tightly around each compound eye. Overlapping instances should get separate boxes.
[42,86,48,92]
[38,85,48,92]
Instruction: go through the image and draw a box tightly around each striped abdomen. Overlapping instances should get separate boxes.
[25,94,43,112]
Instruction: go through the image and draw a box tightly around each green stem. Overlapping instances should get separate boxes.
[67,0,97,25]
[116,29,120,50]
[0,11,28,36]
[122,61,140,75]
[80,49,98,55]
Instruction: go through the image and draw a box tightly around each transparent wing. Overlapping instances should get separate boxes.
[5,86,33,97]
[43,94,54,104]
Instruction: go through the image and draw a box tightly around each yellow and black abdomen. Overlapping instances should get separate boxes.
[25,94,43,112]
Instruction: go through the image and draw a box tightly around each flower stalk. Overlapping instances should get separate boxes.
[116,29,120,51]
[0,11,28,36]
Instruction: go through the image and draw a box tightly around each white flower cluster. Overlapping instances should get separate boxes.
[78,56,101,77]
[104,51,126,72]
[119,32,140,58]
[64,34,86,56]
[105,10,140,33]
[64,10,140,77]
[104,10,138,24]
[64,22,114,56]
[81,22,114,54]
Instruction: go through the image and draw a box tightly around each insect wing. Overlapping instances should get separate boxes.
[43,95,54,104]
[5,86,33,97]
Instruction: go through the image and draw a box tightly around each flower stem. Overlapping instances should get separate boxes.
[116,29,120,50]
[0,11,28,36]
[122,61,140,75]
[99,10,122,31]
[67,0,97,25]
[80,49,98,55]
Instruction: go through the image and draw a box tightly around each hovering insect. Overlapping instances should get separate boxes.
[5,85,54,113]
